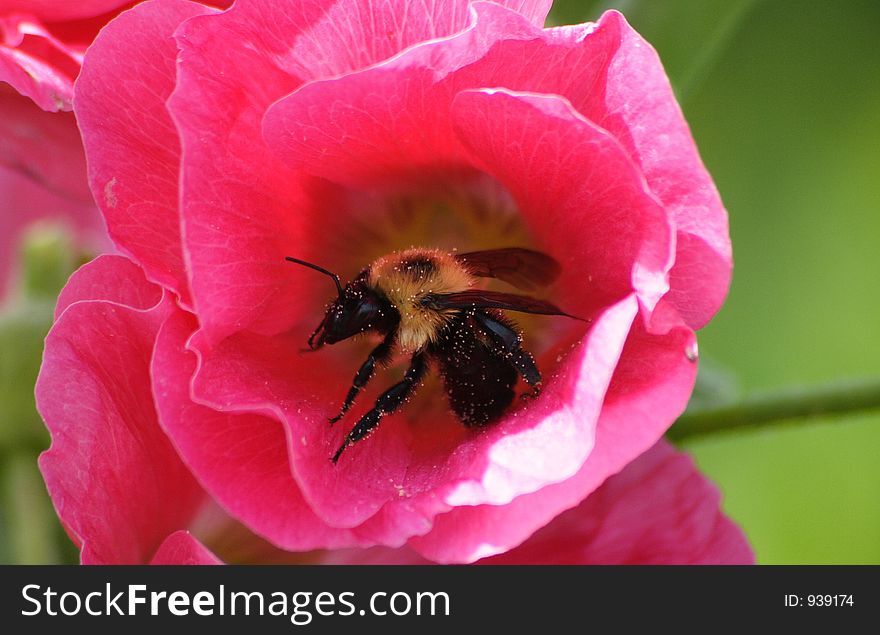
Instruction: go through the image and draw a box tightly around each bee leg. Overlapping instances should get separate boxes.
[332,352,427,464]
[473,311,542,397]
[329,332,396,424]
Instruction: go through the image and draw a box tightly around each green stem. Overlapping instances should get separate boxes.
[3,451,63,564]
[668,378,880,442]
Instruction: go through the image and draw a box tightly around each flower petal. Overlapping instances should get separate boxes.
[74,0,215,307]
[54,254,162,318]
[437,295,638,508]
[262,9,677,318]
[0,87,91,201]
[262,2,540,188]
[457,10,731,326]
[168,3,311,342]
[329,441,752,564]
[0,15,79,110]
[170,0,549,343]
[198,0,550,83]
[183,325,438,545]
[0,1,133,22]
[149,530,221,564]
[483,441,754,564]
[152,306,367,550]
[409,299,698,562]
[595,12,731,328]
[36,258,205,564]
[451,88,673,314]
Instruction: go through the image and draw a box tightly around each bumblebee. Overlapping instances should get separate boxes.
[286,247,580,463]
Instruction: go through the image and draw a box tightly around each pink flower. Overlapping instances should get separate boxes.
[37,0,746,564]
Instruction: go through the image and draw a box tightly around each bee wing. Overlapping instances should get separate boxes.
[427,290,583,320]
[455,248,561,291]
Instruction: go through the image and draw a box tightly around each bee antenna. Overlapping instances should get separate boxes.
[285,256,344,298]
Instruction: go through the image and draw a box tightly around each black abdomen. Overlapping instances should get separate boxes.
[430,314,518,426]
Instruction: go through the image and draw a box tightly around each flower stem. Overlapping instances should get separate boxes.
[668,378,880,442]
[2,451,63,564]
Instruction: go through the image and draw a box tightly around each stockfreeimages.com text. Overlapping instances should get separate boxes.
[22,584,450,625]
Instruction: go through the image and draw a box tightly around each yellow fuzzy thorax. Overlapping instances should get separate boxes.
[368,248,474,352]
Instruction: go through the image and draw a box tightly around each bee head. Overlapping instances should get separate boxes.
[286,257,396,350]
[312,283,392,348]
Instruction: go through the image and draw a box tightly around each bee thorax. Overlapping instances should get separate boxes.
[369,248,473,353]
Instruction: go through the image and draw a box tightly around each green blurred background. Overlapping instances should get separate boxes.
[551,0,880,563]
[1,0,878,563]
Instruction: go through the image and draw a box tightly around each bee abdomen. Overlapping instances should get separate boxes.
[431,314,518,426]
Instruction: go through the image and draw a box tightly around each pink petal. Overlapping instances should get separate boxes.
[54,254,162,319]
[0,87,91,201]
[262,2,540,189]
[150,530,222,565]
[194,0,551,83]
[483,441,754,564]
[152,307,367,550]
[36,257,205,564]
[430,295,637,508]
[0,14,80,110]
[331,441,752,564]
[180,324,438,546]
[579,12,731,328]
[459,11,731,327]
[169,0,549,343]
[450,88,673,314]
[0,43,107,299]
[74,0,215,307]
[0,1,133,22]
[410,299,698,562]
[168,5,312,342]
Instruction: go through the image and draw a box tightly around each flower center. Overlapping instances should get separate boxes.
[299,173,584,431]
[325,174,531,272]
